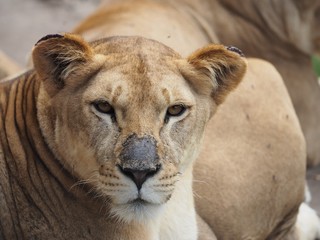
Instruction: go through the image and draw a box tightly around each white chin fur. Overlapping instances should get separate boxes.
[110,201,164,223]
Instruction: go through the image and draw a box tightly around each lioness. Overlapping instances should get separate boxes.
[0,33,246,239]
[73,0,318,239]
[0,1,317,240]
[70,0,316,239]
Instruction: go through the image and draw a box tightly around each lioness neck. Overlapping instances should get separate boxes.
[159,166,197,240]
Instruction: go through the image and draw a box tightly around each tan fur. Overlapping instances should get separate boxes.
[0,50,21,80]
[0,34,244,239]
[174,0,320,167]
[75,0,320,167]
[194,59,305,239]
[0,0,311,239]
[72,1,308,239]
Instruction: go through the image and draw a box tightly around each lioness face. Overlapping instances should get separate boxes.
[34,34,246,222]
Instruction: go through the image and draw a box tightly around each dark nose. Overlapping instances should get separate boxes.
[119,165,161,190]
[119,134,161,190]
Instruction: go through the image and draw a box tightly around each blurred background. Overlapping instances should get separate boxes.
[0,0,100,65]
[0,0,319,214]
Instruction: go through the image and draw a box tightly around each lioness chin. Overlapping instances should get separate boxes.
[0,33,246,239]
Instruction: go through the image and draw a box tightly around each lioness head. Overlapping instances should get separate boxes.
[33,34,246,222]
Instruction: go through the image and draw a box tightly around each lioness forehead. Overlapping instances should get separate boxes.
[91,36,181,59]
[89,36,183,84]
[84,36,190,105]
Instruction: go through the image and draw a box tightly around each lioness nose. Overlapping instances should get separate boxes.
[119,134,161,189]
[119,166,161,190]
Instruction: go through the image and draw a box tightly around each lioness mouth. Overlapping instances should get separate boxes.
[131,198,148,204]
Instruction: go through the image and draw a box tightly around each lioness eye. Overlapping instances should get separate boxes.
[93,101,114,114]
[166,104,186,117]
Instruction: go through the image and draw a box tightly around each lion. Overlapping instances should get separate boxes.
[0,1,318,240]
[0,31,313,239]
[72,0,319,239]
[75,0,320,167]
[0,33,247,239]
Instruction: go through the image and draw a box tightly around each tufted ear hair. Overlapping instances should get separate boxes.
[32,33,95,96]
[181,44,247,105]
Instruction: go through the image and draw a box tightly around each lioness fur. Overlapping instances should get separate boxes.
[198,0,320,167]
[0,0,314,239]
[0,50,21,80]
[0,33,246,239]
[72,0,313,239]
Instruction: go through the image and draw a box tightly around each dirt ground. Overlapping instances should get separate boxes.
[0,0,319,214]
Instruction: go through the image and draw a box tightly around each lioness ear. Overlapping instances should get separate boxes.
[182,44,247,105]
[32,33,94,96]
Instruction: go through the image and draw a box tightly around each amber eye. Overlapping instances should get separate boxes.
[166,104,186,117]
[93,101,114,114]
